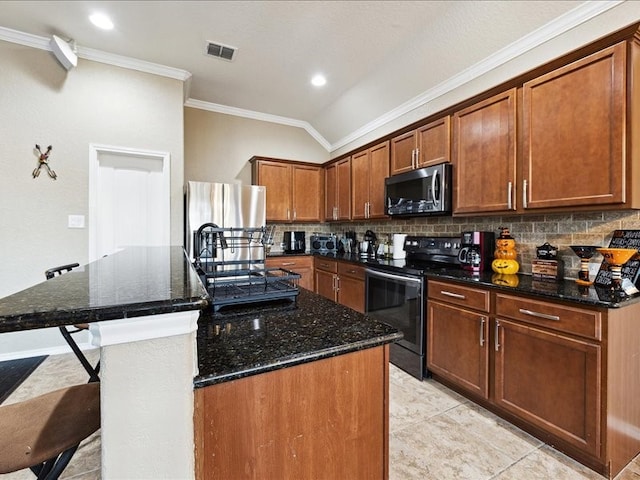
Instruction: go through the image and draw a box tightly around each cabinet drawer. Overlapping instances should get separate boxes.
[495,293,601,340]
[428,280,490,312]
[266,255,313,270]
[338,262,365,280]
[314,257,338,273]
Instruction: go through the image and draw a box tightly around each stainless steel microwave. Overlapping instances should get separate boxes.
[385,163,452,217]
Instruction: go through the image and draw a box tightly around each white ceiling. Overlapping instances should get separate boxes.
[0,1,620,151]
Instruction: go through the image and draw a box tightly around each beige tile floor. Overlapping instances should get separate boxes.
[1,352,639,479]
[388,364,640,480]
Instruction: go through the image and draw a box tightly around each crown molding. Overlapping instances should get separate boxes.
[329,0,624,151]
[0,26,191,81]
[185,99,331,151]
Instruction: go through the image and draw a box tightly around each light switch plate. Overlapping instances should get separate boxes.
[68,214,85,228]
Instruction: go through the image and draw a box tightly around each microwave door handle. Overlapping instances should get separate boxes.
[431,169,440,207]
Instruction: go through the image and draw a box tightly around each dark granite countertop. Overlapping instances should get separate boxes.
[194,288,402,388]
[0,246,209,333]
[311,252,640,309]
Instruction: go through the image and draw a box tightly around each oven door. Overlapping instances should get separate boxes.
[365,268,424,354]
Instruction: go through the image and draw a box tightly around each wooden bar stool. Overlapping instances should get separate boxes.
[0,382,100,479]
[45,264,100,383]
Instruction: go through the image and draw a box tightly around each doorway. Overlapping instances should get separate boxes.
[89,144,170,261]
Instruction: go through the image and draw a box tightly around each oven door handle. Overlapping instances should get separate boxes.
[365,268,422,284]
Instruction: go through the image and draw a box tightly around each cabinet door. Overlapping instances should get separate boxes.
[522,43,625,209]
[325,163,337,221]
[256,161,292,222]
[292,165,323,222]
[453,89,517,214]
[336,158,351,220]
[314,269,337,302]
[351,150,369,220]
[390,130,417,175]
[494,318,601,457]
[427,300,489,398]
[417,116,451,168]
[368,141,390,218]
[337,275,365,313]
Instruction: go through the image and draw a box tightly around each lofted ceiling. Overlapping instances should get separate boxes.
[0,1,621,151]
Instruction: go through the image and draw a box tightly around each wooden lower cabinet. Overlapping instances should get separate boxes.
[314,257,338,302]
[194,345,390,480]
[337,262,365,313]
[314,257,365,313]
[427,280,640,479]
[266,255,314,291]
[494,318,601,457]
[427,300,489,398]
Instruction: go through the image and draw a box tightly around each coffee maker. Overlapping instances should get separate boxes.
[458,231,495,272]
[283,231,306,254]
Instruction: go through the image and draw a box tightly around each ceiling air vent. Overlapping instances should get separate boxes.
[206,41,237,61]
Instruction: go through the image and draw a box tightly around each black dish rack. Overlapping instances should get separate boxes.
[194,224,300,312]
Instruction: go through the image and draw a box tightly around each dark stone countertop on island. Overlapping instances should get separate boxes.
[0,246,209,333]
[194,288,402,388]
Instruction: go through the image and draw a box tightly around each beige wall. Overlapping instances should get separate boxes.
[0,41,184,355]
[184,107,328,185]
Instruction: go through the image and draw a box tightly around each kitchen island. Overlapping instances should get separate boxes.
[0,246,401,479]
[194,289,401,479]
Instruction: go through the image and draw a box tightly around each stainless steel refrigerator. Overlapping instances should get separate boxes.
[185,181,266,264]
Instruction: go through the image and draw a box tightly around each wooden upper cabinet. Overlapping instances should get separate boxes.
[324,157,351,221]
[351,141,389,220]
[522,42,626,210]
[390,131,416,175]
[324,162,337,221]
[254,160,292,221]
[453,89,517,214]
[292,164,323,222]
[251,158,323,223]
[390,116,451,175]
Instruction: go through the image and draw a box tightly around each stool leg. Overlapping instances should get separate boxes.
[58,327,100,383]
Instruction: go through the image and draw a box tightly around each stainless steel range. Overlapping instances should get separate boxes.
[364,236,461,380]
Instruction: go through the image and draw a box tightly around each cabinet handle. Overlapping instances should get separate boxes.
[293,209,297,221]
[335,275,340,292]
[507,181,513,210]
[281,262,295,266]
[518,308,560,321]
[479,317,486,346]
[411,149,416,169]
[287,208,290,220]
[440,290,466,300]
[415,147,420,167]
[333,206,337,220]
[495,320,501,351]
[522,179,528,209]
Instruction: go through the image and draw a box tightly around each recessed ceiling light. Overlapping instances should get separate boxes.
[89,13,114,30]
[311,74,327,87]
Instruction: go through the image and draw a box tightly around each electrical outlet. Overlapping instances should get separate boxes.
[68,214,85,229]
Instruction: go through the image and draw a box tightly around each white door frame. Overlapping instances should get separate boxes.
[89,143,171,262]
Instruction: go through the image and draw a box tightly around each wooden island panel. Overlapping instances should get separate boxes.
[194,345,390,480]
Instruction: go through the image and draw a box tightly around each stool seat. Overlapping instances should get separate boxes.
[0,382,100,475]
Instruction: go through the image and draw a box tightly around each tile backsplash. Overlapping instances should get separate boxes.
[269,210,640,279]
